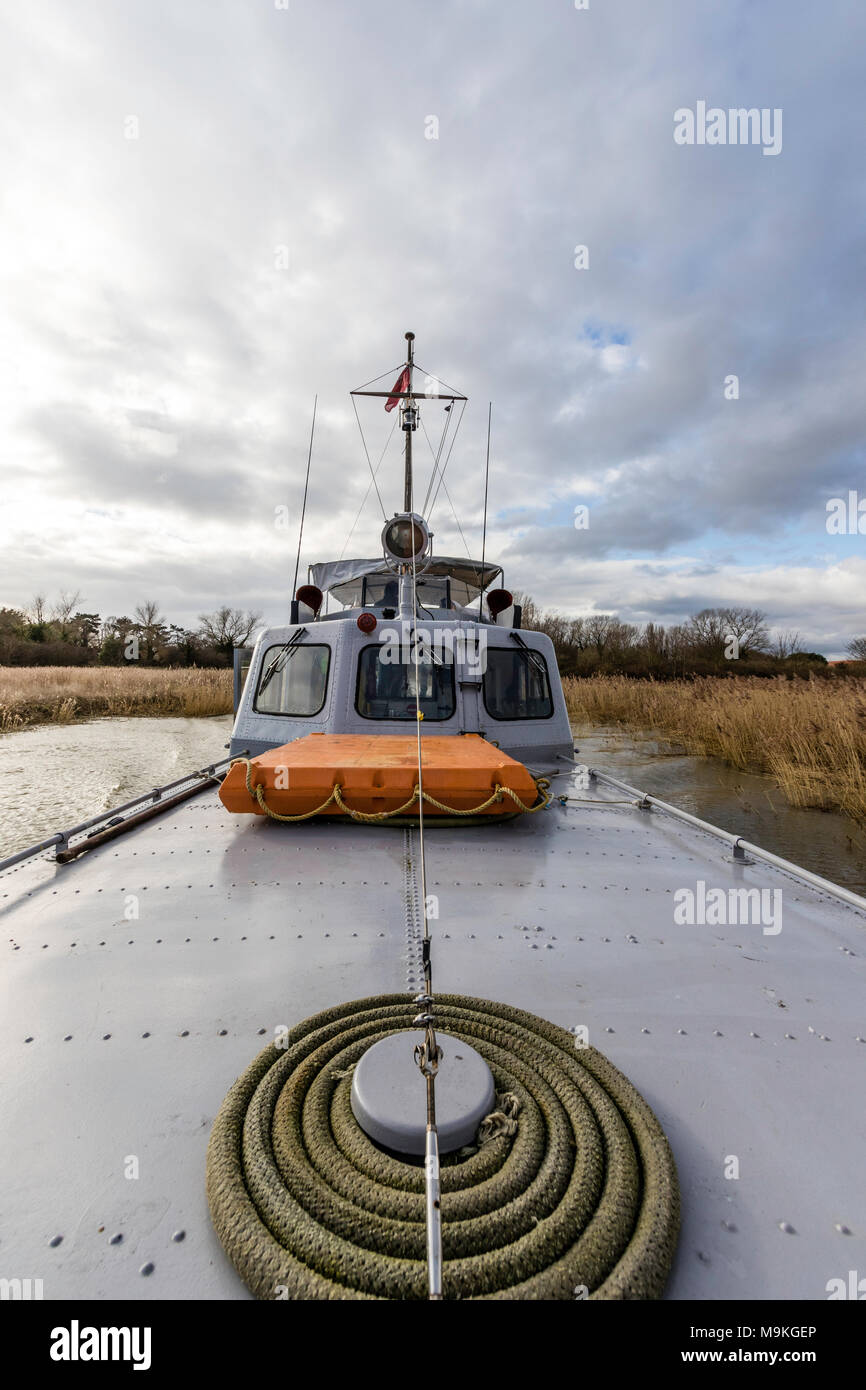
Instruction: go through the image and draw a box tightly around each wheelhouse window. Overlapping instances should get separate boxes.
[355,644,455,721]
[482,648,553,720]
[254,643,330,716]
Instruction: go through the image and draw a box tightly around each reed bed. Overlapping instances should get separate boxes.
[563,674,866,826]
[0,666,233,732]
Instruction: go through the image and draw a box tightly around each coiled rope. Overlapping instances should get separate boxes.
[235,757,552,823]
[206,994,679,1300]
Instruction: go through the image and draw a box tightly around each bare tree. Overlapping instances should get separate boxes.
[719,607,769,654]
[51,589,82,641]
[846,636,866,660]
[772,630,803,660]
[688,606,769,658]
[29,593,46,625]
[198,607,262,654]
[134,600,165,664]
[584,613,617,657]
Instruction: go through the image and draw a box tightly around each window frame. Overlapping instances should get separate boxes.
[481,646,555,722]
[252,642,331,718]
[354,642,457,722]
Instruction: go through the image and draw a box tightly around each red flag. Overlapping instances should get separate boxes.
[385,366,410,412]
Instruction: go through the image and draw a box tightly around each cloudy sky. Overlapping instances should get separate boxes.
[1,0,864,654]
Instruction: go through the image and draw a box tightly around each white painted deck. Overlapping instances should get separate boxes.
[1,766,863,1300]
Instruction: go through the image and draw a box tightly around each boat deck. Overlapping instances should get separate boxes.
[1,764,863,1300]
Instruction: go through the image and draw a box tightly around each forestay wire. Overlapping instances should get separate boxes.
[408,407,444,1302]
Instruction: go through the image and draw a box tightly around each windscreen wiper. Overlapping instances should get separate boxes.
[258,628,308,696]
[509,630,547,676]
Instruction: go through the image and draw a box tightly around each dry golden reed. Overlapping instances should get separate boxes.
[564,674,866,826]
[0,666,233,732]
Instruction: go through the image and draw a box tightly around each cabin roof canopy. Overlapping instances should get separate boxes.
[310,557,503,608]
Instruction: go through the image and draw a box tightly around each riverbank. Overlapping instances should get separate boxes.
[564,674,866,827]
[0,666,233,731]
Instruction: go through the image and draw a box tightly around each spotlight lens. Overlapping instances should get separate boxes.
[357,612,377,633]
[383,518,426,559]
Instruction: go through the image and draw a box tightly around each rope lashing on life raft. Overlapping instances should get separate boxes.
[233,756,552,824]
[205,994,680,1300]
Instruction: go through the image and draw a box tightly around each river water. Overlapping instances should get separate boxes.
[1,715,864,892]
[573,724,866,894]
[0,716,233,860]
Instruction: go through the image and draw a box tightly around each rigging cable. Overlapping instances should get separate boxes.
[420,414,476,566]
[419,405,453,517]
[408,391,443,1301]
[424,398,467,523]
[340,414,398,559]
[351,394,389,522]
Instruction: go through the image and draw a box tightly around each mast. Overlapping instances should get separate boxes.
[402,330,416,512]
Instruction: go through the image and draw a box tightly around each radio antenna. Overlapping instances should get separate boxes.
[478,402,492,617]
[292,395,318,602]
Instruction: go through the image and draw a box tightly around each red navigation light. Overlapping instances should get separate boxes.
[296,584,323,615]
[487,588,513,619]
[357,612,377,634]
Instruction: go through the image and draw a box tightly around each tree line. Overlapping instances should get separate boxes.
[513,596,863,678]
[0,593,261,667]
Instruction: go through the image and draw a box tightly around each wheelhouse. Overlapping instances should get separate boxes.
[229,555,573,765]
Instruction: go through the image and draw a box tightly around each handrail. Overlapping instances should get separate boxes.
[587,766,866,916]
[0,754,238,873]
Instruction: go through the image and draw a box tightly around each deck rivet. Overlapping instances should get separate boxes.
[779,1222,796,1235]
[604,1026,614,1033]
[835,1223,852,1235]
[63,1034,72,1041]
[641,1027,650,1034]
[139,1262,155,1276]
[49,1234,63,1247]
[102,1034,111,1041]
[181,1030,189,1037]
[750,1031,759,1038]
[172,1230,186,1242]
[258,1028,266,1035]
[677,1028,687,1035]
[714,1030,723,1036]
[784,1033,795,1040]
[109,1233,123,1245]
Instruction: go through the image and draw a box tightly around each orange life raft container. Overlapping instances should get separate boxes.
[219,733,548,822]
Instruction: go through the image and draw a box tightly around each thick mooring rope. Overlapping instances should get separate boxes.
[206,994,679,1300]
